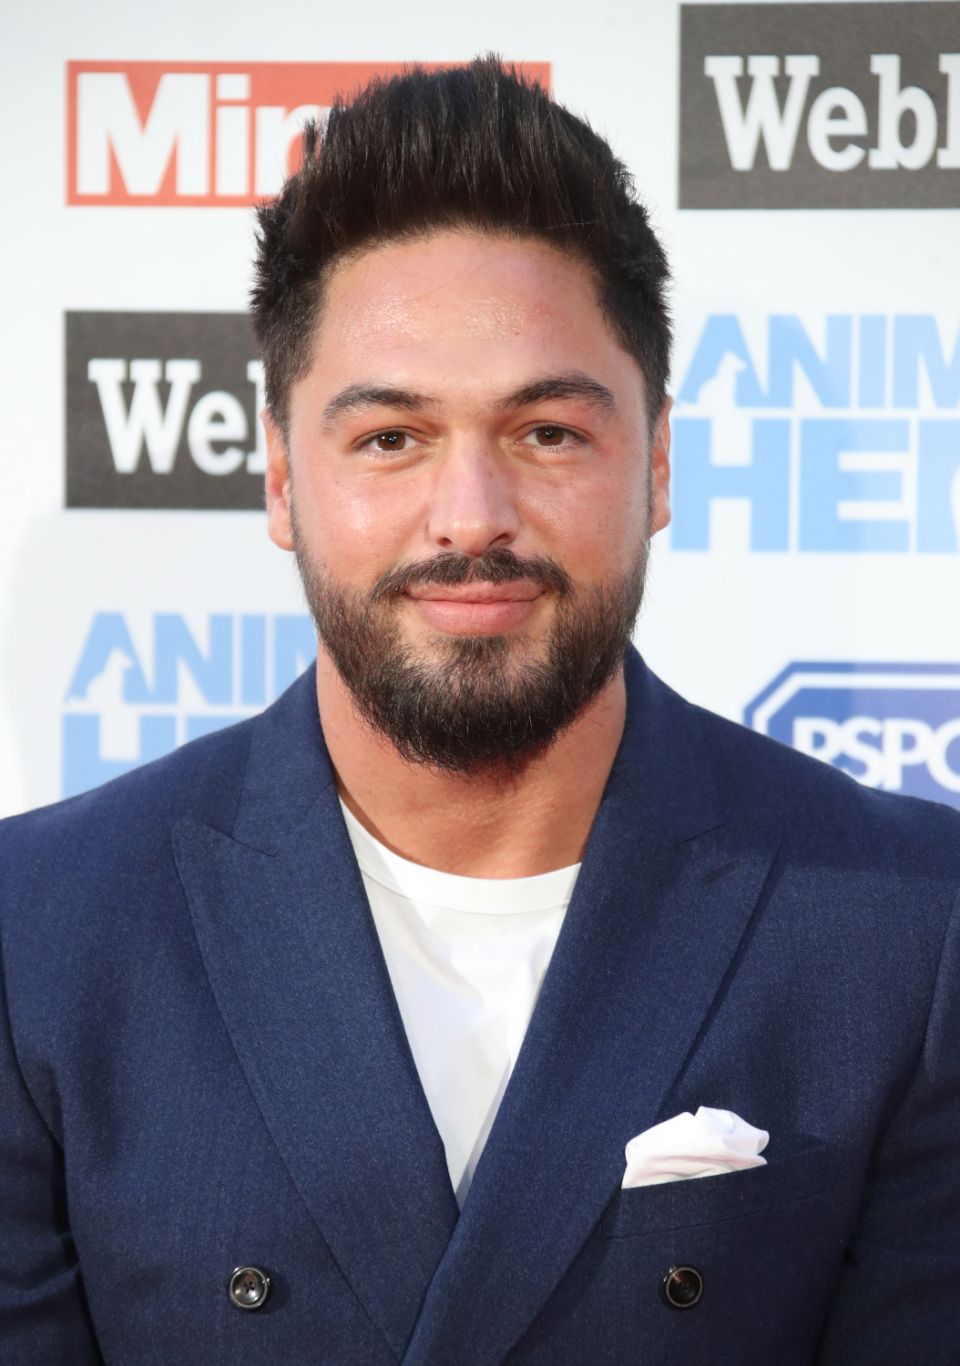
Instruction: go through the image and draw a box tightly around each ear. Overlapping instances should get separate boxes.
[649,396,672,535]
[263,409,294,551]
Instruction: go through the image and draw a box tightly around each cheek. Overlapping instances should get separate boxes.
[531,464,648,575]
[298,471,424,575]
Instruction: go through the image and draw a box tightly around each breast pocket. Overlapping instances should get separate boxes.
[590,1140,860,1365]
[602,1137,851,1240]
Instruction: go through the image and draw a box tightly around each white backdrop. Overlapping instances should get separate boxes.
[1,0,958,818]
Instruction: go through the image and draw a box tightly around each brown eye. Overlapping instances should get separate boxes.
[373,431,408,452]
[534,426,566,446]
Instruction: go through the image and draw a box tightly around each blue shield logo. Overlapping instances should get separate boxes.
[744,663,960,808]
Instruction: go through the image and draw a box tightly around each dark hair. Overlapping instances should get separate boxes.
[251,55,671,432]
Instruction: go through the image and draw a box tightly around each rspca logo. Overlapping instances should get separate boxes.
[62,611,316,798]
[679,3,960,208]
[744,663,960,807]
[670,312,960,553]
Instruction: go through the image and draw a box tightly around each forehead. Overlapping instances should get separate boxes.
[305,229,644,407]
[322,230,595,336]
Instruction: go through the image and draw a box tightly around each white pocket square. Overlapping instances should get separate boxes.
[621,1106,769,1189]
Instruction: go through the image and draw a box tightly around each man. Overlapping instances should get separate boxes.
[1,58,958,1365]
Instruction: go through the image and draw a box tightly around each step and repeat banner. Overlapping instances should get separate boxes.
[1,0,957,818]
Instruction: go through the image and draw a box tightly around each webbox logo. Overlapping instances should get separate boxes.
[66,61,550,207]
[66,312,264,510]
[680,3,960,208]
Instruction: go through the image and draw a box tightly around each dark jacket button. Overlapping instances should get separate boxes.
[228,1265,271,1310]
[661,1264,703,1309]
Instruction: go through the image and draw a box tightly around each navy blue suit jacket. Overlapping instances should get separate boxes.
[2,650,959,1364]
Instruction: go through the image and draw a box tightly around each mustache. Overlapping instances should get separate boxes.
[370,548,572,601]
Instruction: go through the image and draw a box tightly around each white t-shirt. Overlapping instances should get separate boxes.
[340,800,580,1206]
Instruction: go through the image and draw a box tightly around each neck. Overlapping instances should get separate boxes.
[315,646,627,878]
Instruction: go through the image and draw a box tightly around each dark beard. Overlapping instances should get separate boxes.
[293,534,648,775]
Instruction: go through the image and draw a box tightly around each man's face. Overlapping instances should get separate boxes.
[265,229,671,771]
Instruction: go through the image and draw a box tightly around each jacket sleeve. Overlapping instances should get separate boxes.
[815,891,960,1363]
[0,928,103,1364]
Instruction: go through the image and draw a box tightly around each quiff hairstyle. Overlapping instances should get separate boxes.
[251,55,671,433]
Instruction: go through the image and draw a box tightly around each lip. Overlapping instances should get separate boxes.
[405,582,543,604]
[405,582,544,635]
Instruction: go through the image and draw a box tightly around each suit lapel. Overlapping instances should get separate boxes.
[172,672,458,1359]
[402,655,781,1365]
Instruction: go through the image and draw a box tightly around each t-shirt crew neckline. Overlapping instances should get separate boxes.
[339,799,582,915]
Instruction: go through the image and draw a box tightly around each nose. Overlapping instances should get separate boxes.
[426,441,521,557]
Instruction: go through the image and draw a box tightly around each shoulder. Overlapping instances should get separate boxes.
[0,662,323,951]
[654,686,960,1024]
[0,709,265,1077]
[0,710,257,877]
[689,692,960,882]
[631,650,960,887]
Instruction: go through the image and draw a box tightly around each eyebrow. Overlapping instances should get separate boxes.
[498,374,617,414]
[321,385,437,425]
[320,371,618,426]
